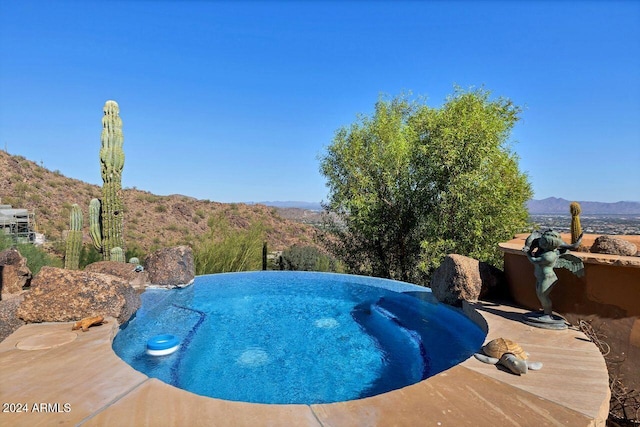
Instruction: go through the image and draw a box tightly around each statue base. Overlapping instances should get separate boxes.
[521,311,568,330]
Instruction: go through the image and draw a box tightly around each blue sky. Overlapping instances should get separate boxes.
[1,1,638,203]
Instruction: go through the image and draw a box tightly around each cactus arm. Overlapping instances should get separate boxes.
[89,198,102,252]
[64,204,83,270]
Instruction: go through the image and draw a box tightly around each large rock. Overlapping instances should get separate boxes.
[0,248,32,300]
[84,261,150,289]
[144,245,195,288]
[591,235,638,256]
[430,254,504,306]
[0,295,25,342]
[17,266,140,324]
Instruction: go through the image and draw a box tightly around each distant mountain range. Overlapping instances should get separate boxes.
[254,201,324,211]
[257,198,640,215]
[527,197,640,215]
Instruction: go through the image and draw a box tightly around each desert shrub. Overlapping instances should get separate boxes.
[79,244,102,268]
[154,205,167,213]
[279,245,344,272]
[126,245,145,264]
[16,242,62,275]
[14,182,29,198]
[0,233,12,251]
[0,196,18,206]
[136,193,159,203]
[194,215,265,275]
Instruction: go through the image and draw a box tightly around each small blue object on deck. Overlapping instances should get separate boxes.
[146,334,180,356]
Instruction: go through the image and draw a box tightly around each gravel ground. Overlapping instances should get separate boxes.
[0,295,25,342]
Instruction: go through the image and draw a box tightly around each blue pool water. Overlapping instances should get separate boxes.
[112,271,485,404]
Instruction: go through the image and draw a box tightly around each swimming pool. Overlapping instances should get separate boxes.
[112,271,485,404]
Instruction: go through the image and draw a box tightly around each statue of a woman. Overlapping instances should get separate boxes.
[522,229,584,328]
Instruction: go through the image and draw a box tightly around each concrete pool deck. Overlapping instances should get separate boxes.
[0,302,609,426]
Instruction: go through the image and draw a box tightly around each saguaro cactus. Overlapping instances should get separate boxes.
[89,100,126,261]
[89,198,102,251]
[570,201,582,245]
[110,247,125,262]
[64,204,83,270]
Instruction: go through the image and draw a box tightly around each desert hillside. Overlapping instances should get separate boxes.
[0,150,319,257]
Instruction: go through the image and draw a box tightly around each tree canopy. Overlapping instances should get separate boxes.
[319,88,532,284]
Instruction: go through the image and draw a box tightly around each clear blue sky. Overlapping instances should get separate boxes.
[1,1,638,203]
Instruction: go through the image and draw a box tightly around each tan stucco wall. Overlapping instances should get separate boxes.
[500,234,640,318]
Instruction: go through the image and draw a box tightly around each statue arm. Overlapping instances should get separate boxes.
[526,252,539,263]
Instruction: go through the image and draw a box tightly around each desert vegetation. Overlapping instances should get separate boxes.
[278,245,344,272]
[320,88,532,284]
[0,149,319,270]
[0,233,61,275]
[193,215,266,274]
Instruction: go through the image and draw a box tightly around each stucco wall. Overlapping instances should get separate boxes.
[499,234,640,318]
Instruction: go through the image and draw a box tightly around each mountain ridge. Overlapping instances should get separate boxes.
[528,197,640,215]
[255,198,640,215]
[252,201,323,211]
[0,150,319,257]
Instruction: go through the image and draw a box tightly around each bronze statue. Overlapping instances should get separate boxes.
[522,229,584,329]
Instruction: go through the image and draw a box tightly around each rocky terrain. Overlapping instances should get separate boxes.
[0,150,319,258]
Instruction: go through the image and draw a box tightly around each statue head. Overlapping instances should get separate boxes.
[539,230,564,251]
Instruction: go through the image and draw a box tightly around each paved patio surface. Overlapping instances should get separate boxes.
[0,302,609,426]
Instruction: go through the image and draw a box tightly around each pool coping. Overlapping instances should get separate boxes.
[0,300,610,426]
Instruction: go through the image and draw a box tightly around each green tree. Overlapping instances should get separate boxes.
[320,88,532,284]
[320,95,423,281]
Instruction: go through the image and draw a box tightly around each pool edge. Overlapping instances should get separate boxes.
[0,301,609,426]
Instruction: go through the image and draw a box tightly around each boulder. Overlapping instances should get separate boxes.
[0,295,25,342]
[430,254,504,307]
[591,235,637,257]
[0,248,32,300]
[84,261,150,289]
[17,266,140,324]
[144,245,195,288]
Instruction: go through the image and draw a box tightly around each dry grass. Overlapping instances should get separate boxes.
[577,320,640,426]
